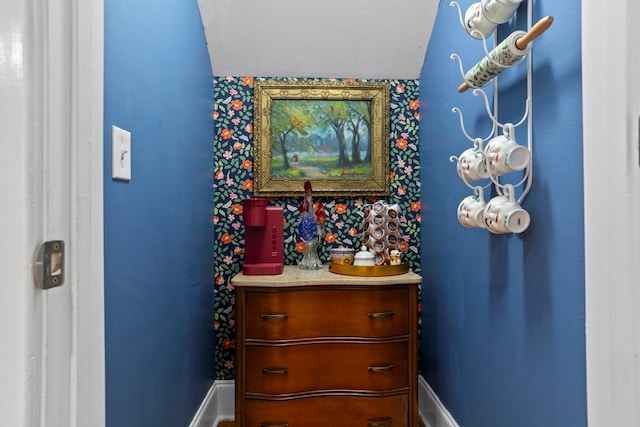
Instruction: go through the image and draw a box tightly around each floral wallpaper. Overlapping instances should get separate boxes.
[213,77,422,380]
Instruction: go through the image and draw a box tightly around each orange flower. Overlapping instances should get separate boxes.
[396,138,408,149]
[414,112,420,121]
[221,338,234,349]
[245,123,253,134]
[221,128,233,140]
[395,83,405,93]
[242,76,254,87]
[231,203,243,215]
[399,241,409,252]
[213,215,219,224]
[398,186,407,196]
[389,171,396,182]
[345,78,356,83]
[233,142,242,151]
[213,111,219,120]
[324,232,337,244]
[409,100,420,110]
[215,276,225,285]
[231,100,243,111]
[215,170,224,180]
[242,179,254,191]
[220,233,233,244]
[242,159,253,170]
[348,227,358,237]
[295,242,306,253]
[335,203,347,214]
[233,247,243,255]
[410,201,421,212]
[416,214,422,222]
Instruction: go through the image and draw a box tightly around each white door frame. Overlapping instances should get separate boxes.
[71,0,106,424]
[36,0,106,424]
[40,0,106,423]
[0,0,104,425]
[583,0,640,425]
[0,2,38,425]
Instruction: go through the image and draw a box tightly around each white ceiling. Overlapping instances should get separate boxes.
[197,0,440,79]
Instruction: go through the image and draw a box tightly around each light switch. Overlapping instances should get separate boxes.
[112,125,131,181]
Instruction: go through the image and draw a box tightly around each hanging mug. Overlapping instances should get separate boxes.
[464,2,498,40]
[481,0,523,24]
[485,124,530,177]
[453,139,489,183]
[483,184,530,234]
[457,186,487,229]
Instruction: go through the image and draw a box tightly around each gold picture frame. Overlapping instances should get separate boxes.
[253,80,390,197]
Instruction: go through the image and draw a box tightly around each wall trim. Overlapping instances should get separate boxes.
[583,0,640,425]
[419,375,459,427]
[191,377,451,427]
[189,380,235,427]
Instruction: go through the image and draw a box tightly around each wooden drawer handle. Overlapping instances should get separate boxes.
[261,423,288,427]
[367,418,393,426]
[368,311,395,319]
[262,367,289,376]
[368,364,395,373]
[261,313,290,321]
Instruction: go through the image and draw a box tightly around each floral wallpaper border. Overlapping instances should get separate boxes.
[212,77,422,380]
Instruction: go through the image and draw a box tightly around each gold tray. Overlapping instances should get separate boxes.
[328,261,409,277]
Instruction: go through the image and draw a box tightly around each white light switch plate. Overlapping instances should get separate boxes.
[112,125,131,181]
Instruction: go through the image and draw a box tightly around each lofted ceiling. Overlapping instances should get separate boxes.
[197,0,440,79]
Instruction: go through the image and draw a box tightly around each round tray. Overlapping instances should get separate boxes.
[328,261,409,277]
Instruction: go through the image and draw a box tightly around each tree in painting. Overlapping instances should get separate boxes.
[271,101,317,170]
[347,102,371,164]
[271,99,372,179]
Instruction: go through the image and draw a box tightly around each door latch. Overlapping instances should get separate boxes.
[34,240,65,289]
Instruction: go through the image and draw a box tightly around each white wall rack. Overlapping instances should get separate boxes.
[447,1,552,232]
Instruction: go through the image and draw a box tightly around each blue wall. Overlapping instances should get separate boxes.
[419,1,586,426]
[104,1,215,425]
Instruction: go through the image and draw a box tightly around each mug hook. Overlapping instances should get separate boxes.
[503,183,516,203]
[474,185,485,202]
[503,123,515,140]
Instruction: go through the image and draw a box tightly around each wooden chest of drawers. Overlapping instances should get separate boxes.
[232,266,421,427]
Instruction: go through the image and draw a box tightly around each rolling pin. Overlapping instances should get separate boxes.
[458,16,554,93]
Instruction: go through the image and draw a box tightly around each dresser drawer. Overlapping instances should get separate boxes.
[245,340,408,395]
[245,287,409,340]
[245,394,408,427]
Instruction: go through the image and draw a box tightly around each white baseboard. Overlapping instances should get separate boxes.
[191,377,454,427]
[418,375,459,427]
[189,380,235,427]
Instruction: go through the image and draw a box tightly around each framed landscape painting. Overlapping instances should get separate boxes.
[253,80,390,197]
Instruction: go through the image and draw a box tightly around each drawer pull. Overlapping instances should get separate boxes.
[261,313,290,321]
[368,364,395,373]
[261,423,288,427]
[368,311,395,319]
[367,418,393,426]
[262,367,290,376]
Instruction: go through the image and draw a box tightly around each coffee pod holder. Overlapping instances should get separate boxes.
[448,0,551,234]
[361,201,402,265]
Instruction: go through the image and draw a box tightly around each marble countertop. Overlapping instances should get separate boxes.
[231,265,422,287]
